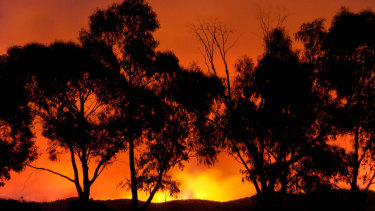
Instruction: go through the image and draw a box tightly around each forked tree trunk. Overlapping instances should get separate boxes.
[81,151,91,202]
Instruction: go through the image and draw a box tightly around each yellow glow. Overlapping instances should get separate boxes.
[175,166,254,202]
[184,172,222,200]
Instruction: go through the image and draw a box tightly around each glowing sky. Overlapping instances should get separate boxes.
[0,0,374,203]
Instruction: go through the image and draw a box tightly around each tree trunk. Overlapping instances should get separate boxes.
[129,134,139,211]
[280,172,287,194]
[82,151,91,202]
[280,157,288,194]
[69,146,85,202]
[79,190,90,202]
[351,125,360,192]
[258,186,276,210]
[141,169,165,211]
[351,89,363,193]
[128,78,139,211]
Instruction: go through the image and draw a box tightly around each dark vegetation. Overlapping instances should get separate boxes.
[0,0,374,210]
[2,190,375,211]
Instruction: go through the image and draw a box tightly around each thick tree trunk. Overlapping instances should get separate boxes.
[258,186,276,210]
[69,146,85,202]
[79,190,90,202]
[82,151,91,202]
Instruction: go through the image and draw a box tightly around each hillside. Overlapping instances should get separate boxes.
[39,197,257,211]
[1,190,375,211]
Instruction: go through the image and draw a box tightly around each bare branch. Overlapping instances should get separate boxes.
[256,6,288,50]
[27,164,74,182]
[191,19,235,102]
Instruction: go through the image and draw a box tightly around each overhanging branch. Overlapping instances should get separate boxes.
[27,164,74,183]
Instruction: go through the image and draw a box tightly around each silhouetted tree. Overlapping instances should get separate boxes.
[229,28,345,200]
[191,18,344,202]
[0,49,37,186]
[296,8,375,192]
[4,42,122,202]
[79,1,223,210]
[80,0,162,209]
[188,21,237,173]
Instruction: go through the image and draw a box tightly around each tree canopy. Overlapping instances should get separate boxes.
[296,7,375,192]
[3,42,123,202]
[79,1,223,210]
[0,50,37,186]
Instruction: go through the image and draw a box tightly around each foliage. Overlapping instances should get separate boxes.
[3,42,121,202]
[0,48,37,186]
[296,7,375,191]
[79,1,223,210]
[229,28,346,196]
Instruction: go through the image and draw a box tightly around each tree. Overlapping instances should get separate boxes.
[80,0,162,209]
[191,20,346,206]
[296,8,375,192]
[229,28,345,199]
[79,1,222,210]
[134,101,190,210]
[189,20,236,168]
[0,50,37,186]
[5,42,122,202]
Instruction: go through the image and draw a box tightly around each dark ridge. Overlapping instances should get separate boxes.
[0,198,41,211]
[1,190,375,211]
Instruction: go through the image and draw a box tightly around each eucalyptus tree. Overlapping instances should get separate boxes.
[0,50,37,186]
[191,19,346,204]
[79,1,223,210]
[296,8,375,192]
[229,28,346,198]
[5,42,122,202]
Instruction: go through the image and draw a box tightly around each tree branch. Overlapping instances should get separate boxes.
[365,172,375,191]
[90,155,110,185]
[27,164,74,182]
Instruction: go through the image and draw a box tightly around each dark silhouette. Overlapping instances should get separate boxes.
[228,28,346,207]
[0,198,41,211]
[0,48,37,186]
[80,1,161,208]
[296,8,375,193]
[79,1,223,210]
[5,190,375,211]
[167,64,225,166]
[191,20,346,209]
[3,42,123,202]
[67,200,111,211]
[1,1,374,210]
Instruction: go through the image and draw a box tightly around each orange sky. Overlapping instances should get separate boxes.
[0,0,374,203]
